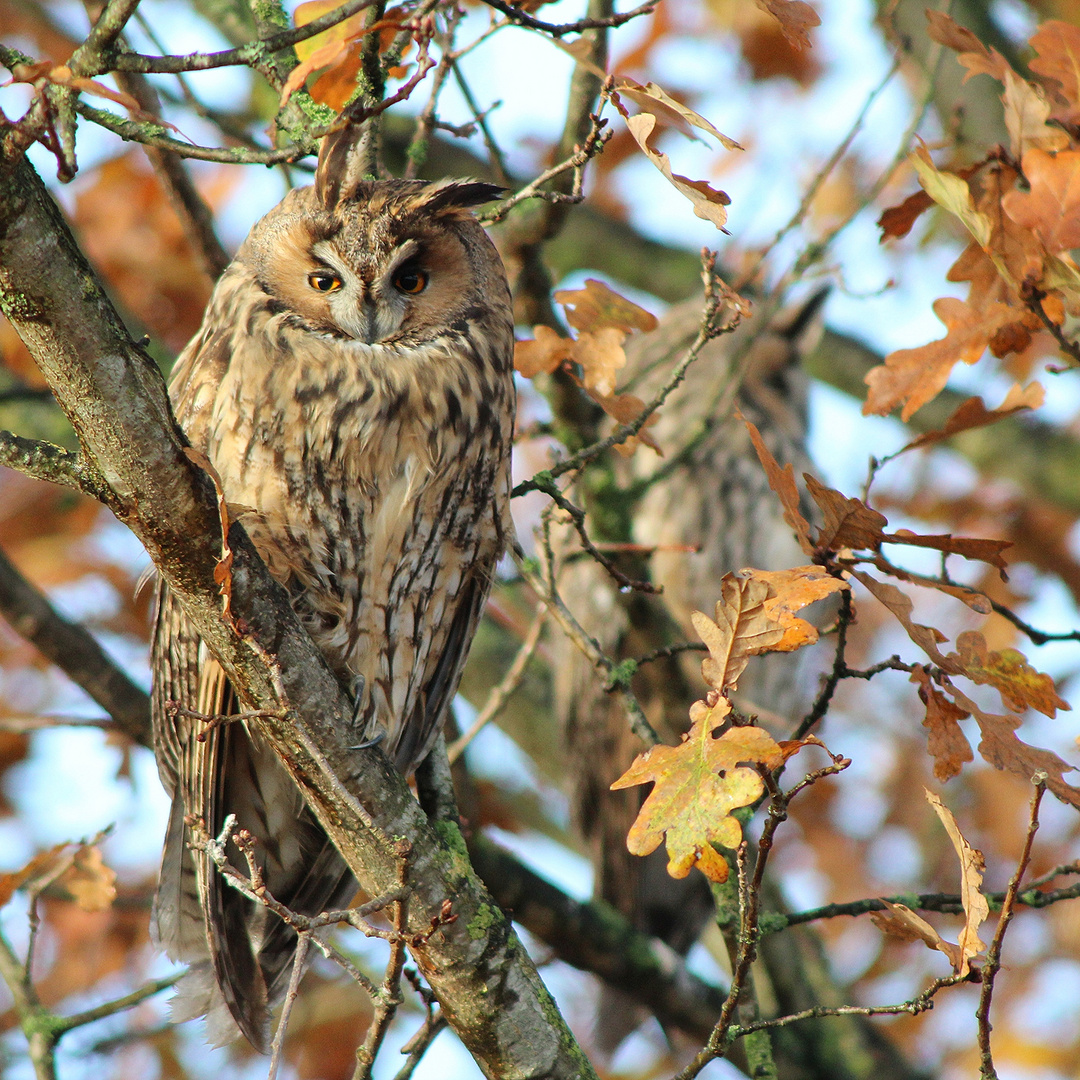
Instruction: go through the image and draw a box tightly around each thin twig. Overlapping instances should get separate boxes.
[475,0,656,37]
[268,932,310,1080]
[977,774,1045,1079]
[448,603,547,762]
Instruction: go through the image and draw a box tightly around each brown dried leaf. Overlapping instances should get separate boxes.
[945,682,1080,808]
[911,665,974,782]
[1029,21,1080,123]
[611,700,788,883]
[1002,148,1080,253]
[50,845,117,912]
[877,188,934,241]
[755,0,820,50]
[741,414,813,555]
[871,898,963,971]
[925,10,1012,85]
[554,278,659,334]
[804,474,887,550]
[613,80,742,150]
[513,326,575,378]
[947,630,1068,717]
[1001,70,1071,156]
[911,144,992,249]
[925,790,988,977]
[882,529,1011,571]
[621,110,733,231]
[572,328,628,397]
[863,296,1020,420]
[0,843,68,908]
[849,570,955,669]
[691,574,785,692]
[741,566,848,652]
[590,391,662,457]
[901,382,1044,451]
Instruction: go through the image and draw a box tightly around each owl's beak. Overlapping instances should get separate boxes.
[343,301,379,344]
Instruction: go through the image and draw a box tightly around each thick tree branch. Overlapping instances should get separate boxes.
[0,141,595,1079]
[0,545,151,744]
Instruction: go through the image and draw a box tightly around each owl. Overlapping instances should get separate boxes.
[555,294,823,1050]
[150,119,515,1051]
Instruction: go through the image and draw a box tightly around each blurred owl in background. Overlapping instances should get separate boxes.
[555,292,824,1050]
[151,119,515,1050]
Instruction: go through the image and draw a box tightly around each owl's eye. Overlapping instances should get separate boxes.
[393,267,428,295]
[308,269,343,292]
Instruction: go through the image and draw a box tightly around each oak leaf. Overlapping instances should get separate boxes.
[911,144,992,249]
[945,683,1080,809]
[554,278,659,334]
[900,382,1044,451]
[926,790,988,978]
[1029,21,1080,123]
[882,529,1011,572]
[877,189,934,241]
[589,391,662,457]
[871,899,963,971]
[51,845,117,912]
[1000,70,1071,156]
[612,80,741,150]
[0,843,68,908]
[514,325,574,378]
[755,0,819,50]
[804,474,887,550]
[691,575,785,693]
[741,414,813,555]
[611,700,786,882]
[620,110,734,230]
[925,10,1011,85]
[863,296,1020,420]
[947,630,1068,718]
[911,665,973,782]
[572,327,628,397]
[741,566,848,651]
[1002,148,1080,253]
[849,570,955,670]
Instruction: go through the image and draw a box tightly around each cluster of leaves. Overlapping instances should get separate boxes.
[871,16,1080,420]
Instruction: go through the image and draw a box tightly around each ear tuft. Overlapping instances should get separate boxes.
[315,118,371,209]
[418,180,505,215]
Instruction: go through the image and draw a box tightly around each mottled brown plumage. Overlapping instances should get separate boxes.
[151,122,515,1050]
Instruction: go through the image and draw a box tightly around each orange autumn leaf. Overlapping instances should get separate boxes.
[0,843,68,908]
[755,0,820,51]
[911,665,974,782]
[849,570,955,670]
[945,682,1080,809]
[611,699,788,882]
[946,630,1069,718]
[741,414,814,555]
[513,326,575,378]
[1002,148,1080,253]
[882,529,1012,572]
[863,296,1020,420]
[590,390,662,457]
[50,845,117,912]
[691,575,785,693]
[1029,20,1080,123]
[740,566,848,651]
[871,899,964,971]
[925,10,1011,85]
[926,790,988,978]
[877,188,934,241]
[554,278,658,334]
[900,382,1044,452]
[804,474,887,551]
[573,327,628,397]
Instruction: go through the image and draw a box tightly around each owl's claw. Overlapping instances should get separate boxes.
[349,729,385,751]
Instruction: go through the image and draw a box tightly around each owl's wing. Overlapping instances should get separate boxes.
[392,570,490,773]
[151,583,353,1051]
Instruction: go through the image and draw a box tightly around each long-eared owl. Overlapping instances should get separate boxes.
[150,119,515,1050]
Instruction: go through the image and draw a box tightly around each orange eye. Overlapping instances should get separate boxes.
[393,267,428,295]
[308,270,342,292]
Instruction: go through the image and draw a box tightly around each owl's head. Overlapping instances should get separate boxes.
[235,121,508,348]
